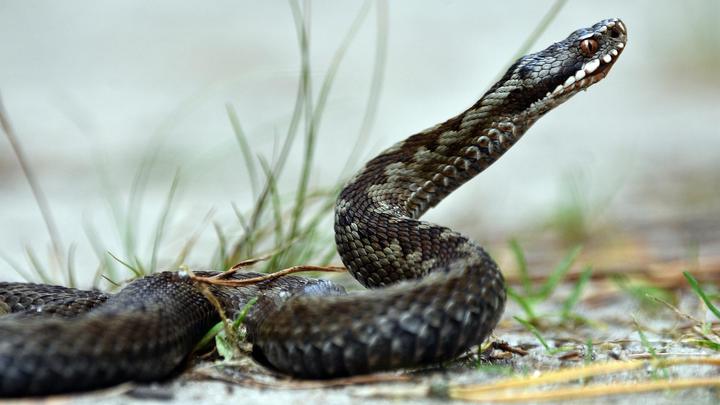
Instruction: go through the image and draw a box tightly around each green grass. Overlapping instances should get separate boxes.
[0,1,384,289]
[682,271,720,351]
[208,297,258,360]
[507,240,586,324]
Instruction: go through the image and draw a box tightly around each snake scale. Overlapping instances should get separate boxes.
[0,18,626,397]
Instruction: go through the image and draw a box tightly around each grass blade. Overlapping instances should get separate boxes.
[340,0,389,177]
[171,208,215,269]
[684,271,720,320]
[0,250,35,282]
[561,265,592,320]
[149,171,181,274]
[288,0,316,241]
[24,246,52,284]
[107,251,142,278]
[514,316,550,351]
[226,103,259,197]
[535,245,582,300]
[66,243,78,288]
[258,157,284,249]
[124,146,160,260]
[0,95,65,277]
[497,0,568,80]
[509,239,532,295]
[83,219,118,288]
[213,222,228,270]
[507,287,537,322]
[310,0,372,128]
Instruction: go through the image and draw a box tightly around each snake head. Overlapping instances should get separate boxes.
[488,18,627,119]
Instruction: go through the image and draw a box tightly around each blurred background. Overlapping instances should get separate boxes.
[0,0,718,285]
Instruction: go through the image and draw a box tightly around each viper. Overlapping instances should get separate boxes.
[0,18,626,397]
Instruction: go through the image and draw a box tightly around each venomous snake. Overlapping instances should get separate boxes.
[0,18,626,396]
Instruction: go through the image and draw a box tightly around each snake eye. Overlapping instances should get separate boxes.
[579,38,598,57]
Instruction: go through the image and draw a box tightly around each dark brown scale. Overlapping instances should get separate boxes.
[0,18,626,396]
[0,283,109,319]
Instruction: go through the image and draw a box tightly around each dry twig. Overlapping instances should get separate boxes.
[191,265,347,287]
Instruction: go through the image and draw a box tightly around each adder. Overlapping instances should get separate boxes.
[0,18,627,397]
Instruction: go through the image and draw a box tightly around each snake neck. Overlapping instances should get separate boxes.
[338,101,529,221]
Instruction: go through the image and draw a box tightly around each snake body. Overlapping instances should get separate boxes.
[0,19,626,396]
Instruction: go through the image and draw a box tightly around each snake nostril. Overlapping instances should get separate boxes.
[609,27,621,39]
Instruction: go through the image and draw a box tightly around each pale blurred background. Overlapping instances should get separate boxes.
[0,0,718,284]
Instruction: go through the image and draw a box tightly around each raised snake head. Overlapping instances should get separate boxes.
[483,18,628,123]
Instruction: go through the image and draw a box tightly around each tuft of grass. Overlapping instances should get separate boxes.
[507,241,585,324]
[19,0,383,288]
[214,297,258,361]
[213,0,380,277]
[535,245,583,300]
[195,297,258,357]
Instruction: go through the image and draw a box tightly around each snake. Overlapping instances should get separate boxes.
[0,18,626,397]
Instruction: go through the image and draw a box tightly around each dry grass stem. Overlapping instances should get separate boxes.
[205,253,278,280]
[190,367,410,389]
[449,357,720,401]
[452,377,720,402]
[191,265,347,287]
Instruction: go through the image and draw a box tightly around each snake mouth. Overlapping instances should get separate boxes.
[548,21,627,98]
